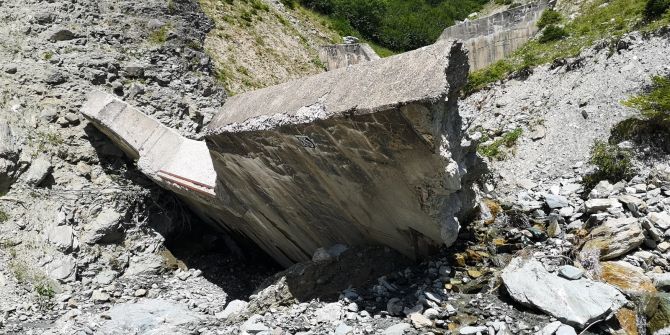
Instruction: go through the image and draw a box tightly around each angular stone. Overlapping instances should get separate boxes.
[23,157,52,186]
[383,323,411,335]
[599,261,656,295]
[582,217,644,260]
[584,198,622,213]
[45,224,75,252]
[92,290,110,303]
[459,326,487,334]
[649,273,670,291]
[215,299,248,319]
[649,212,670,230]
[545,194,569,209]
[97,299,198,333]
[501,257,626,328]
[618,195,646,216]
[83,208,124,244]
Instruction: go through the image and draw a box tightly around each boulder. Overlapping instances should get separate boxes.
[599,261,656,295]
[581,217,644,260]
[649,212,670,230]
[215,299,248,319]
[97,299,199,334]
[22,156,52,186]
[501,257,626,328]
[584,198,622,213]
[83,208,124,244]
[545,194,569,209]
[383,323,411,335]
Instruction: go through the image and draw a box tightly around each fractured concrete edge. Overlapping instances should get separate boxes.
[207,39,467,134]
[80,91,217,197]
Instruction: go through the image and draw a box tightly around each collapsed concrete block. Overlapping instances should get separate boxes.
[439,0,552,71]
[81,39,483,267]
[81,91,217,199]
[318,43,380,71]
[205,39,482,266]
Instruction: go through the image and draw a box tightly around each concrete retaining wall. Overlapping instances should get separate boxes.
[318,43,380,71]
[439,0,552,71]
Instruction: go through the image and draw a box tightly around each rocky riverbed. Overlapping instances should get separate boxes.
[1,0,670,334]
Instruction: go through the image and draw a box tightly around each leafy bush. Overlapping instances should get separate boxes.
[538,25,568,43]
[537,9,562,29]
[582,141,634,190]
[645,0,670,19]
[297,0,488,51]
[495,0,513,5]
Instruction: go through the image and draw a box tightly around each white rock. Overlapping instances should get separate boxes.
[459,325,487,334]
[98,299,198,334]
[649,212,670,230]
[335,323,353,335]
[556,324,577,335]
[584,198,621,213]
[537,321,562,335]
[215,299,248,319]
[501,258,626,328]
[383,323,411,335]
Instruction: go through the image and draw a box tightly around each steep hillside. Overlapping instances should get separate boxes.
[199,0,341,94]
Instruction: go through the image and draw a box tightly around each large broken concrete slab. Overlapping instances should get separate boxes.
[439,0,551,71]
[82,40,483,267]
[205,39,483,266]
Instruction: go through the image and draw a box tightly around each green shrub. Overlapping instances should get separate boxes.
[623,75,670,118]
[478,128,523,160]
[645,0,670,19]
[537,9,562,29]
[495,0,513,5]
[538,24,568,43]
[582,141,634,190]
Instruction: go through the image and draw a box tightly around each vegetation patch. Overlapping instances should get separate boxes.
[537,9,562,29]
[293,0,488,52]
[611,75,670,152]
[478,128,523,160]
[465,0,670,94]
[582,141,634,191]
[148,23,172,44]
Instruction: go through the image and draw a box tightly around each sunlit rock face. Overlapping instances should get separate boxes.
[205,39,484,266]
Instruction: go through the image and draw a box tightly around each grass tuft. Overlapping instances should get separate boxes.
[582,141,634,191]
[478,128,523,160]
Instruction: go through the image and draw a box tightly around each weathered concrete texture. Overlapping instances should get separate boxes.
[206,39,482,266]
[81,91,217,199]
[439,0,551,71]
[318,43,380,71]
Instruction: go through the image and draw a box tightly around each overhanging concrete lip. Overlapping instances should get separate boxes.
[206,39,462,135]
